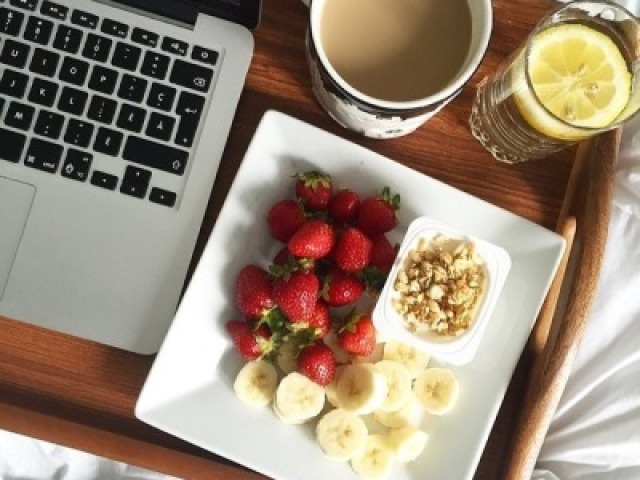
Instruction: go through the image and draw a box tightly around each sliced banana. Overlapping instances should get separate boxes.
[233,360,278,408]
[383,341,430,379]
[336,363,388,415]
[350,434,394,480]
[374,360,412,412]
[413,367,460,415]
[275,372,325,423]
[386,426,428,463]
[325,365,346,408]
[373,397,425,429]
[316,408,368,461]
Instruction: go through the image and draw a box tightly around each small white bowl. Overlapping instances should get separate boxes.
[372,216,511,365]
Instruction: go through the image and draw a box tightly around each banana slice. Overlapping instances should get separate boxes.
[316,408,368,461]
[373,398,425,429]
[383,341,430,379]
[233,360,278,408]
[413,367,460,415]
[336,363,388,415]
[350,434,394,480]
[387,426,428,463]
[275,372,325,423]
[325,365,346,408]
[374,360,412,412]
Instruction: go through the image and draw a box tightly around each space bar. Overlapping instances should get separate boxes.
[122,136,189,175]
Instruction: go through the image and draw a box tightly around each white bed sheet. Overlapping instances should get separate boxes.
[2,2,640,478]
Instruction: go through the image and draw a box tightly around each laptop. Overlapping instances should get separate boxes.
[0,0,261,354]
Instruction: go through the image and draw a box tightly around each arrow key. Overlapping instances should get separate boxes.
[120,165,151,199]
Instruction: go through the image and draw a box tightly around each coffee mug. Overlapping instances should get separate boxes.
[302,0,493,139]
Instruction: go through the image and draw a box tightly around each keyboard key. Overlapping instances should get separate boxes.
[170,59,213,93]
[0,97,4,116]
[9,0,36,11]
[4,101,34,129]
[24,137,63,173]
[112,42,141,71]
[0,39,31,68]
[59,56,89,85]
[29,47,59,76]
[149,187,176,207]
[41,1,68,20]
[71,9,97,29]
[123,136,188,175]
[0,127,26,162]
[0,68,29,97]
[28,77,58,106]
[88,65,118,94]
[131,27,157,47]
[117,74,147,103]
[175,91,204,147]
[34,109,64,138]
[140,51,169,79]
[64,118,94,147]
[161,36,187,56]
[145,111,175,141]
[93,126,123,155]
[0,7,24,35]
[53,25,83,53]
[82,33,112,62]
[117,103,145,132]
[120,165,150,198]
[61,148,91,181]
[58,86,87,115]
[91,170,118,190]
[87,94,117,123]
[101,18,127,38]
[147,82,175,111]
[23,16,54,44]
[192,46,218,66]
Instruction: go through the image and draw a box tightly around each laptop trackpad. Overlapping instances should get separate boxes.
[0,177,35,300]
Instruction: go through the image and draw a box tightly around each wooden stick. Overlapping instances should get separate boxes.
[502,128,620,480]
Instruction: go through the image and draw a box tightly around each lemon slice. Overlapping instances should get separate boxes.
[513,23,632,141]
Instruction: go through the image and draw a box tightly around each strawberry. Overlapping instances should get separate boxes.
[320,269,365,307]
[297,342,336,386]
[235,265,274,318]
[273,271,319,322]
[294,171,332,211]
[333,227,372,272]
[328,188,360,224]
[225,320,273,360]
[288,219,335,259]
[308,300,331,339]
[355,187,400,236]
[369,234,397,273]
[267,199,306,243]
[337,311,376,357]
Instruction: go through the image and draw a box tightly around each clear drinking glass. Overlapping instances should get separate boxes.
[470,0,640,163]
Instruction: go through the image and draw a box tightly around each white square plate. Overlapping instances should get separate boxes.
[135,110,565,480]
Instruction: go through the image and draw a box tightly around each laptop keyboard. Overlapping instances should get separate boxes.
[0,0,219,207]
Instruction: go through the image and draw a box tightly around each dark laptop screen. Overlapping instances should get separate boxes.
[112,0,262,29]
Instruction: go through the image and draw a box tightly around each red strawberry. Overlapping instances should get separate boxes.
[369,234,397,273]
[328,188,360,224]
[267,199,306,243]
[334,227,372,272]
[295,171,332,211]
[337,312,376,357]
[355,187,400,236]
[321,269,365,307]
[308,300,331,339]
[225,320,273,360]
[273,271,319,322]
[297,342,336,386]
[235,265,274,318]
[288,219,335,259]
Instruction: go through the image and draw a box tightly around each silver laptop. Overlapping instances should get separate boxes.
[0,0,260,353]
